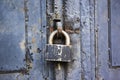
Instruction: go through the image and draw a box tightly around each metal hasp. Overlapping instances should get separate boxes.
[46,25,72,62]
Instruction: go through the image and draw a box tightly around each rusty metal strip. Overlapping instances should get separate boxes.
[24,0,33,72]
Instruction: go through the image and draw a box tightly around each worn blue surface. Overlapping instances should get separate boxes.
[110,0,120,66]
[1,0,120,80]
[97,0,120,80]
[0,0,25,71]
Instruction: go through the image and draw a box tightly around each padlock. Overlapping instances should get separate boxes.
[46,30,72,62]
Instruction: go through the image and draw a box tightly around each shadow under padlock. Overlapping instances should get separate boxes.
[46,30,72,62]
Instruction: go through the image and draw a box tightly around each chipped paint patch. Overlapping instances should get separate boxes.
[32,44,38,53]
[19,39,25,51]
[32,37,36,43]
[39,18,41,24]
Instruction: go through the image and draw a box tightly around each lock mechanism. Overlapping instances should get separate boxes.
[46,23,72,62]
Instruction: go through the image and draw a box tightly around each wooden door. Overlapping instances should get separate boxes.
[97,0,120,79]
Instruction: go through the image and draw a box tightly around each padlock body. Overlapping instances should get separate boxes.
[46,44,72,62]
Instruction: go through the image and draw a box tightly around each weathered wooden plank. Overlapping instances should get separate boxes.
[89,0,96,79]
[40,0,48,79]
[46,0,56,80]
[80,0,93,79]
[96,0,120,80]
[0,0,47,79]
[110,0,120,66]
[97,0,110,79]
[0,0,26,71]
[26,0,47,80]
[64,0,81,80]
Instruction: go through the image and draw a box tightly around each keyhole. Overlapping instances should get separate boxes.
[57,45,62,55]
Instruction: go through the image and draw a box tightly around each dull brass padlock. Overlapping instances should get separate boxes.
[46,30,72,62]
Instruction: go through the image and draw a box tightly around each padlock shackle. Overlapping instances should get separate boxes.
[49,30,70,45]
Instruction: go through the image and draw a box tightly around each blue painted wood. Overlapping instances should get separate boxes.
[110,0,120,66]
[80,0,93,79]
[89,0,96,79]
[0,0,25,71]
[26,0,45,80]
[97,0,110,79]
[64,0,82,80]
[0,0,47,79]
[41,0,48,79]
[97,0,120,80]
[2,0,120,80]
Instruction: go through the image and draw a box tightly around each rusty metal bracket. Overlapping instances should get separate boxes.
[65,29,80,34]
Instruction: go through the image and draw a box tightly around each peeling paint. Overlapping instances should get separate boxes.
[32,37,36,43]
[19,39,25,51]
